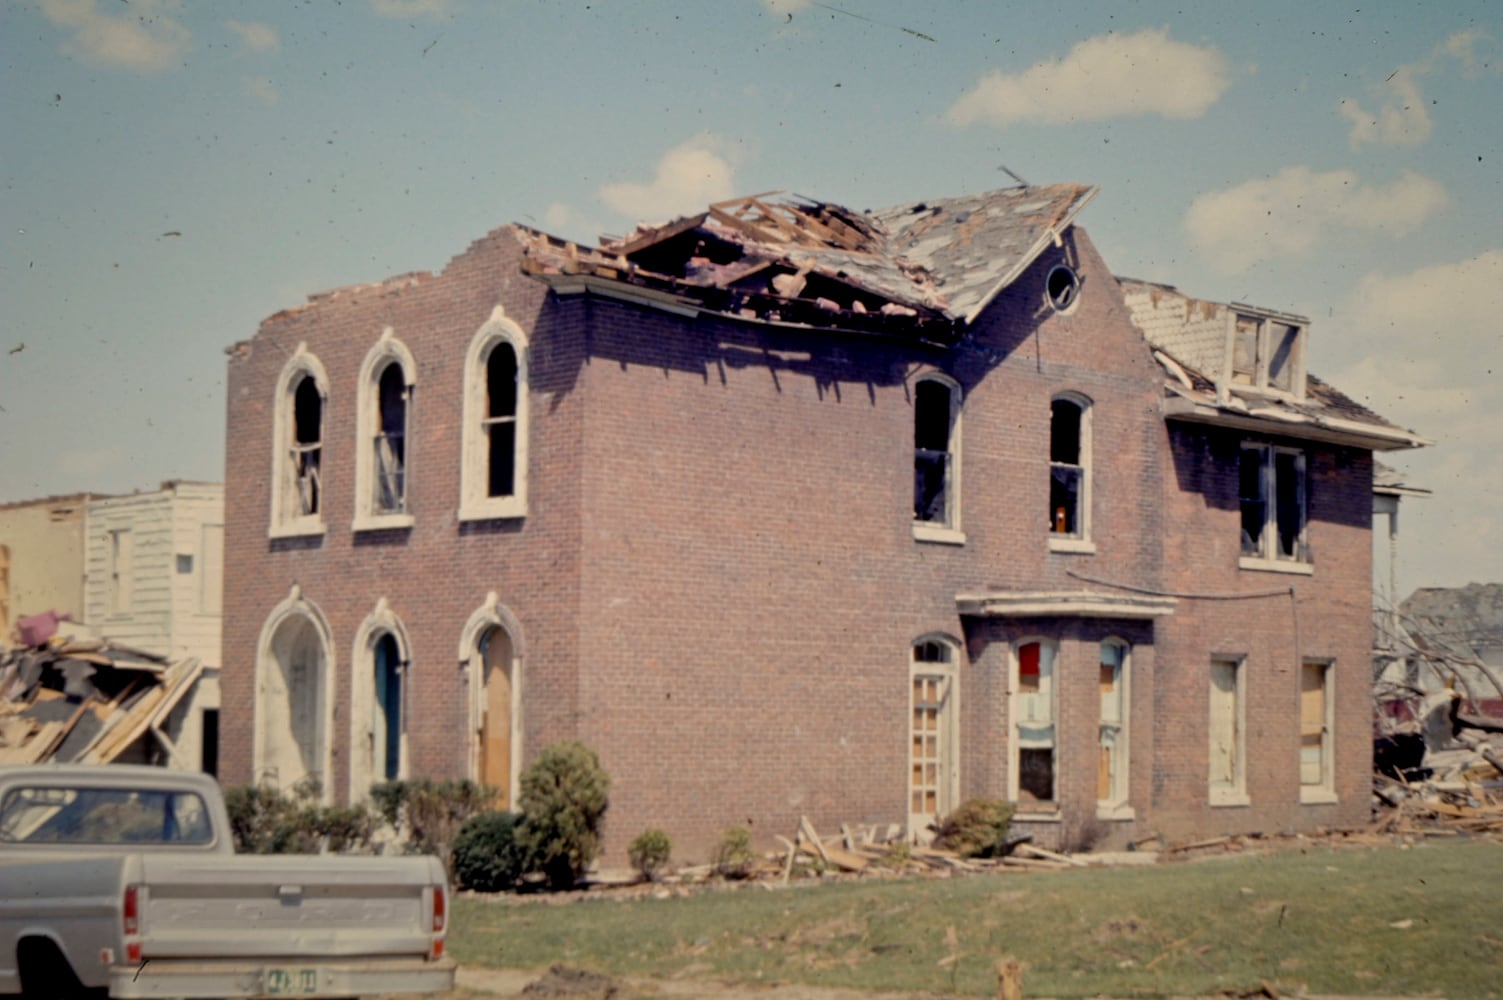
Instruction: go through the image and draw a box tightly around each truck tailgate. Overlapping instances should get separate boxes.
[135,853,444,960]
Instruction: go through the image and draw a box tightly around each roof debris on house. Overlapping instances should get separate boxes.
[1119,277,1430,452]
[0,632,201,766]
[519,184,1097,345]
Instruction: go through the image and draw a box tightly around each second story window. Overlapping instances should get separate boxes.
[912,375,961,542]
[270,344,329,538]
[1049,395,1091,545]
[354,330,417,530]
[1240,443,1307,567]
[460,305,530,522]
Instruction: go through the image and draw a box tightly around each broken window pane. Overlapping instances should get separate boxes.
[1274,450,1304,559]
[1015,641,1056,805]
[291,376,322,516]
[1239,446,1266,555]
[375,364,407,513]
[484,345,519,498]
[1099,641,1127,804]
[1049,398,1084,536]
[1018,748,1055,803]
[913,380,954,525]
[1267,324,1298,392]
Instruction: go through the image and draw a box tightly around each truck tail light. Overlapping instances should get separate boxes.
[429,885,447,960]
[122,885,141,964]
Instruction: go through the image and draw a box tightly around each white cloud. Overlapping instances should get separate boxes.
[39,0,189,73]
[598,136,739,223]
[1184,167,1449,274]
[1338,67,1431,149]
[1326,252,1503,588]
[1338,30,1500,149]
[241,76,279,107]
[370,0,454,19]
[945,27,1230,127]
[226,20,280,54]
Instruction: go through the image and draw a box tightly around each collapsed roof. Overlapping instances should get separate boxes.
[519,184,1098,346]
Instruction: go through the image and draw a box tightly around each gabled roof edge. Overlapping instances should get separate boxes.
[960,185,1099,326]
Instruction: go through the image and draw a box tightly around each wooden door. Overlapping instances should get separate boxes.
[479,629,513,808]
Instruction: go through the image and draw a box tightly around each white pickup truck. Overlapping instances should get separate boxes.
[0,764,456,999]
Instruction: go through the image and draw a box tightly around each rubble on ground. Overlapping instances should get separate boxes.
[1371,684,1503,837]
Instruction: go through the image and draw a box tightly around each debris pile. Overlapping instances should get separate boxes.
[1373,686,1503,836]
[0,635,201,766]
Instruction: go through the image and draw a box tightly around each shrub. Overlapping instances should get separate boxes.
[516,741,611,889]
[223,780,373,855]
[933,798,1016,858]
[451,811,525,892]
[628,828,672,881]
[714,824,755,879]
[368,778,495,861]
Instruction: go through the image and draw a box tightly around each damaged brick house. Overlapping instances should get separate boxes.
[219,183,1425,857]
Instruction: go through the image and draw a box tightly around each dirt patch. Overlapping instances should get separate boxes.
[519,964,621,998]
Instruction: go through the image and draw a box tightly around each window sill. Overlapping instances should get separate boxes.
[912,523,966,546]
[1048,537,1096,555]
[268,519,326,540]
[1209,790,1251,808]
[1096,803,1136,822]
[1238,556,1313,576]
[1300,788,1339,805]
[459,497,527,522]
[352,513,415,533]
[1012,811,1062,824]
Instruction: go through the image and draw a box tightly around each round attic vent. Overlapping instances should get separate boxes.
[1045,265,1080,313]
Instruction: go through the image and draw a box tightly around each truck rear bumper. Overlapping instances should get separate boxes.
[108,956,456,997]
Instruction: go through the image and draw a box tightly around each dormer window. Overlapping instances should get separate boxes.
[1228,312,1304,397]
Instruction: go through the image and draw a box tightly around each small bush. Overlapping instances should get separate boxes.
[516,741,611,889]
[368,778,495,861]
[223,780,373,854]
[714,824,755,879]
[933,798,1016,858]
[628,828,672,881]
[451,811,525,892]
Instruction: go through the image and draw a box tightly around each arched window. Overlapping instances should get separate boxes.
[460,307,529,521]
[254,587,334,799]
[349,598,411,798]
[910,636,960,835]
[353,330,417,530]
[1011,638,1058,808]
[912,374,962,542]
[270,346,329,537]
[459,593,526,809]
[1049,394,1092,550]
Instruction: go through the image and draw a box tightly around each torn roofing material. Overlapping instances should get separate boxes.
[518,183,1097,344]
[1118,277,1429,452]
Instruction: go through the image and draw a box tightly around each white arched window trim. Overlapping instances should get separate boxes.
[459,306,529,522]
[911,371,964,546]
[1048,391,1094,554]
[252,585,336,803]
[269,343,330,539]
[353,328,418,531]
[349,598,413,801]
[457,592,526,793]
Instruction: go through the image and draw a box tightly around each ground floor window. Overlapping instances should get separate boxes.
[1012,639,1057,807]
[910,638,958,834]
[1300,660,1335,801]
[1098,640,1130,809]
[1209,656,1247,805]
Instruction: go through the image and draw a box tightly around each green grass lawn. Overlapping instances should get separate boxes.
[451,839,1502,998]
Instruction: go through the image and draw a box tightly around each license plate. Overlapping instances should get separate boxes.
[263,966,319,995]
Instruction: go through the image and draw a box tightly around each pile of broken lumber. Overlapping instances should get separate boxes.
[0,637,201,766]
[1372,704,1503,837]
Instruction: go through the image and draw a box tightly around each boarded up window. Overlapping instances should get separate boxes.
[1209,658,1242,794]
[1301,662,1331,787]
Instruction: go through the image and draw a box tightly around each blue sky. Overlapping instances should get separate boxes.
[2,0,1499,599]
